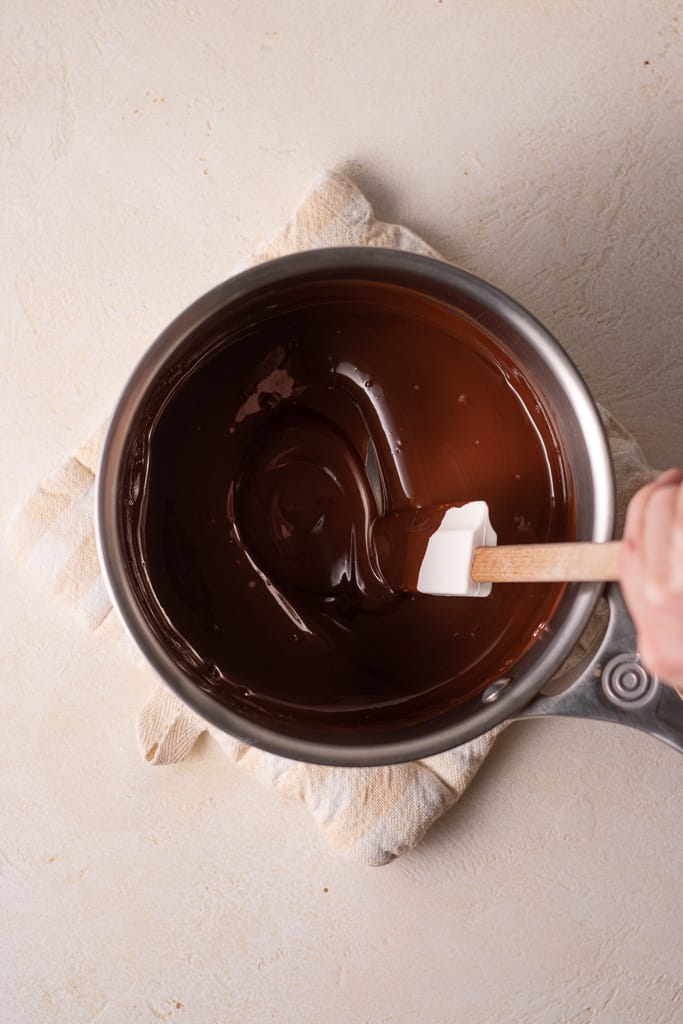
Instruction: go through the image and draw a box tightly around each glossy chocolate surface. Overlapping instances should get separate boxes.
[127,279,574,736]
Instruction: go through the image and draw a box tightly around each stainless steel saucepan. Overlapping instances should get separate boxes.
[95,248,683,765]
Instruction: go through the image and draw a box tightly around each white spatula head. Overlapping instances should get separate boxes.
[416,501,497,597]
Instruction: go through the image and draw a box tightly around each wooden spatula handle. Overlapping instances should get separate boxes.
[472,540,622,583]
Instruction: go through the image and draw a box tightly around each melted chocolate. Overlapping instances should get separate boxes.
[128,279,574,738]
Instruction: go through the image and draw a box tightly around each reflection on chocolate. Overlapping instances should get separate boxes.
[129,279,574,738]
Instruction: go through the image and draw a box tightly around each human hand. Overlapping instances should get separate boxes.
[619,469,683,692]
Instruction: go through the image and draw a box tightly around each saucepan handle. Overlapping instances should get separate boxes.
[515,582,683,754]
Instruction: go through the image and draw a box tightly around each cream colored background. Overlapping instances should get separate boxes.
[2,2,683,1022]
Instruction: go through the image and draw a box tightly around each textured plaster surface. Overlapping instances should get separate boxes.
[1,2,682,1022]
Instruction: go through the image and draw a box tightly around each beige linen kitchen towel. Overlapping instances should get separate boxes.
[6,171,659,866]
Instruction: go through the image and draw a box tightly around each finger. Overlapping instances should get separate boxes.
[671,482,683,591]
[656,467,683,485]
[643,484,679,603]
[622,469,683,551]
[622,482,655,551]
